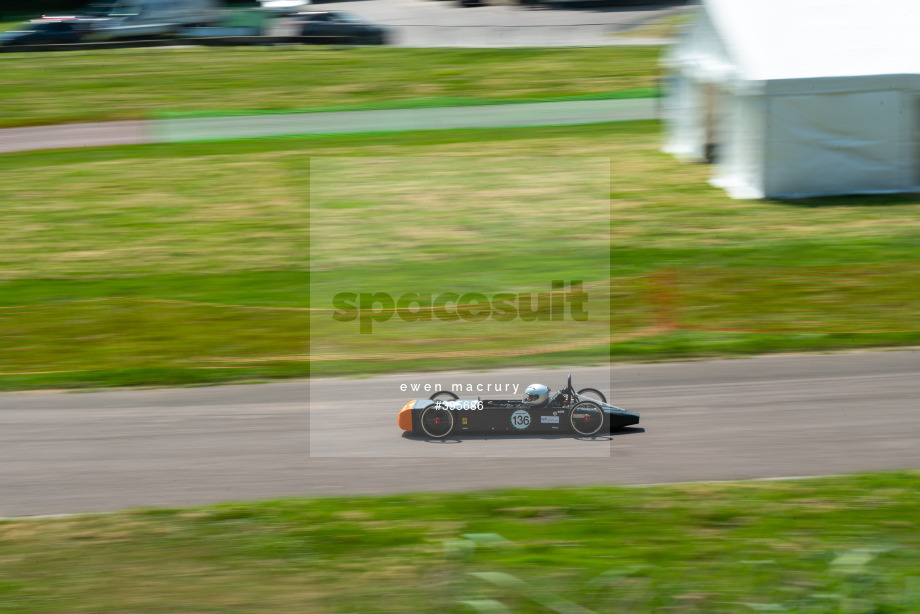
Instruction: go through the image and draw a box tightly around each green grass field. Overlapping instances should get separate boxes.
[1,471,919,613]
[2,121,920,389]
[0,46,661,128]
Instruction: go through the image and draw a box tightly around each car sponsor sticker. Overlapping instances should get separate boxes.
[462,417,468,425]
[541,415,560,424]
[510,409,531,430]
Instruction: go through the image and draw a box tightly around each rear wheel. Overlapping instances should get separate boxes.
[570,401,605,436]
[419,403,454,438]
[576,388,607,404]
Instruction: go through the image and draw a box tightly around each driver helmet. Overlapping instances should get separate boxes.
[524,383,550,406]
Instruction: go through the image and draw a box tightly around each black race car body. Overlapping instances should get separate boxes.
[399,376,639,438]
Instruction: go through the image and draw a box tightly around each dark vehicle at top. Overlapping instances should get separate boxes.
[287,11,388,45]
[399,375,640,439]
[0,19,93,46]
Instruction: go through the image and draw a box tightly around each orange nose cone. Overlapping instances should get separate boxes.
[398,401,415,431]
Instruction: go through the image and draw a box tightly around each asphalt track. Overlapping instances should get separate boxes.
[0,98,658,154]
[2,350,919,517]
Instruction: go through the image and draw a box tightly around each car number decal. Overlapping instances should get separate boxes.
[510,409,531,430]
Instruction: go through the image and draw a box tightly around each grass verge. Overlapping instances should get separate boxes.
[0,46,662,128]
[1,471,919,612]
[2,121,920,390]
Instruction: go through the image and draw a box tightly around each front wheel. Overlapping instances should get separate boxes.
[419,403,454,438]
[576,388,607,404]
[570,401,605,436]
[430,391,459,401]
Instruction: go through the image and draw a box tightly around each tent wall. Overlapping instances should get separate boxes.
[664,1,920,199]
[710,93,767,199]
[662,8,738,162]
[763,90,918,198]
[662,74,707,160]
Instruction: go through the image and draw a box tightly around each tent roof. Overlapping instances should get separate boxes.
[701,0,920,81]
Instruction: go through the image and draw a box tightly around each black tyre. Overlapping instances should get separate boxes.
[576,388,607,404]
[430,390,459,401]
[570,401,605,436]
[419,403,454,438]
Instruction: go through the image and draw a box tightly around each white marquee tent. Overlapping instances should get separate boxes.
[663,0,920,199]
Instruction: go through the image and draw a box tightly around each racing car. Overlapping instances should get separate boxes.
[398,375,639,439]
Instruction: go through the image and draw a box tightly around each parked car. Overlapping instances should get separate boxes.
[0,19,93,46]
[76,0,222,39]
[287,11,388,45]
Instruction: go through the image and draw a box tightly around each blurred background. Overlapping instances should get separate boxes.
[1,0,919,612]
